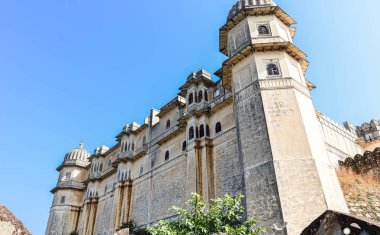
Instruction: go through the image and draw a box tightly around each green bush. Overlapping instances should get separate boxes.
[147,193,264,235]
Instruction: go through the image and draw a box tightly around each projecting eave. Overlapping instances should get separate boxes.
[218,42,308,90]
[115,123,147,141]
[179,77,215,93]
[220,6,296,56]
[157,96,186,118]
[56,161,89,172]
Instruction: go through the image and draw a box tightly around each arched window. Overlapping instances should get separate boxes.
[124,143,128,152]
[142,136,146,146]
[166,120,171,129]
[188,93,194,105]
[189,127,195,140]
[198,91,203,102]
[182,141,187,151]
[206,125,210,137]
[267,63,280,76]
[215,122,222,134]
[121,142,125,152]
[258,25,270,35]
[204,90,208,102]
[139,165,144,175]
[118,171,121,181]
[108,158,112,167]
[165,151,170,161]
[99,163,103,172]
[196,127,199,139]
[104,185,108,193]
[131,142,135,151]
[199,124,205,138]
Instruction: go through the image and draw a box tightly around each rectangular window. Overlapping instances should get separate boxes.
[65,172,71,180]
[60,196,66,204]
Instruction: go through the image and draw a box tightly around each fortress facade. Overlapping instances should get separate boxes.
[45,1,380,235]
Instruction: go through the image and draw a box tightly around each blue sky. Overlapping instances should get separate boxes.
[0,0,379,234]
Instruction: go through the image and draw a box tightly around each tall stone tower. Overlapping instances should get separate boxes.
[46,142,90,235]
[217,0,348,234]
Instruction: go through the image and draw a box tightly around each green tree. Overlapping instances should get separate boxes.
[147,193,264,235]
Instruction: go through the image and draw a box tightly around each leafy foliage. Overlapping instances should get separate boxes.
[122,220,150,235]
[147,193,264,235]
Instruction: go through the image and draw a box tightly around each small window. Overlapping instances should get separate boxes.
[60,196,66,204]
[215,122,222,134]
[139,165,144,175]
[108,158,112,167]
[166,120,171,129]
[104,185,108,194]
[188,93,194,105]
[206,125,210,137]
[121,143,125,152]
[131,142,135,151]
[204,90,208,102]
[65,172,71,180]
[151,157,156,168]
[267,63,280,76]
[258,25,270,35]
[100,163,103,171]
[182,141,187,151]
[165,151,170,161]
[189,127,195,140]
[196,127,199,139]
[198,91,203,102]
[199,125,205,138]
[143,136,147,146]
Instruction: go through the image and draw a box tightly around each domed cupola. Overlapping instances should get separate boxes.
[58,141,90,170]
[227,0,276,21]
[64,141,90,162]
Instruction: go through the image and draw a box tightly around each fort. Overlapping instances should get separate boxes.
[45,1,380,235]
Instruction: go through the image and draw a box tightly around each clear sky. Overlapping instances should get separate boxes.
[0,0,379,234]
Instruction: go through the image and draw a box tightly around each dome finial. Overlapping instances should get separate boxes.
[79,141,84,149]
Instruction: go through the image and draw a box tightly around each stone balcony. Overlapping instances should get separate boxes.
[210,92,232,110]
[51,180,85,193]
[153,125,184,146]
[188,102,209,113]
[89,171,101,180]
[118,151,134,160]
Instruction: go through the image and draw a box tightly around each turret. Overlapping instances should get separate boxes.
[46,142,90,235]
[218,1,348,234]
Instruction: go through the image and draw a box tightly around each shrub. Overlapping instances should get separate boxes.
[147,193,264,235]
